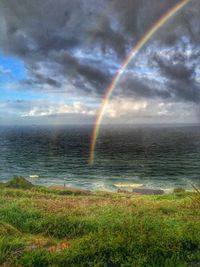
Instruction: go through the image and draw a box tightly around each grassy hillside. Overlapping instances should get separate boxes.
[0,178,200,267]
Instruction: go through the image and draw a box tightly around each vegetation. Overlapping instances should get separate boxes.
[0,177,199,267]
[1,176,34,190]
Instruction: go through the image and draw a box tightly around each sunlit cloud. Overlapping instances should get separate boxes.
[21,102,96,118]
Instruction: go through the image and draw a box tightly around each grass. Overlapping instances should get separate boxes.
[191,184,200,205]
[0,177,199,266]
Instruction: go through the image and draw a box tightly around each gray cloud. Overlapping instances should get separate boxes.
[23,74,62,88]
[151,43,200,103]
[0,0,199,103]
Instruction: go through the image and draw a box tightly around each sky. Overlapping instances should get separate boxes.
[0,0,199,125]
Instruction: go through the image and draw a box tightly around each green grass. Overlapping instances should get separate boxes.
[0,178,199,266]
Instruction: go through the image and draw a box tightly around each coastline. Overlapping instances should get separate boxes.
[1,175,193,195]
[48,184,166,195]
[26,175,195,194]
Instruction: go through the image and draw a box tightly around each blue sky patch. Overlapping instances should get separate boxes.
[0,53,27,83]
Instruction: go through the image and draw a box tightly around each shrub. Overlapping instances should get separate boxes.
[173,188,186,194]
[6,176,34,190]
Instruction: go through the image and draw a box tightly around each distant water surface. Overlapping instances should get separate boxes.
[0,125,200,190]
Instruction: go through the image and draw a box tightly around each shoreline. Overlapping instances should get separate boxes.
[27,175,195,194]
[47,184,186,195]
[1,176,192,195]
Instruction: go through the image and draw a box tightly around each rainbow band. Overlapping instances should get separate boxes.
[89,0,191,165]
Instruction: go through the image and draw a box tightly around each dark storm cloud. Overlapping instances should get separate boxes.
[154,57,194,82]
[0,0,114,87]
[0,0,199,101]
[151,42,200,103]
[119,76,171,100]
[109,0,180,35]
[23,74,62,88]
[54,51,110,89]
[120,72,200,104]
[117,41,200,103]
[88,16,126,57]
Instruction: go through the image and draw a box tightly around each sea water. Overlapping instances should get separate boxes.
[0,124,200,190]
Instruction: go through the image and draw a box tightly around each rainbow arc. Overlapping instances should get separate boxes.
[89,0,191,165]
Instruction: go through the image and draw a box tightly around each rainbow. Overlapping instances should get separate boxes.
[89,0,191,165]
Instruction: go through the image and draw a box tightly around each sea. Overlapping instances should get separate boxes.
[0,124,200,191]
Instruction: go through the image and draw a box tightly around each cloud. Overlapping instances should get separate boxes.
[0,99,97,124]
[0,0,113,93]
[21,102,96,118]
[23,74,62,88]
[0,96,199,125]
[0,0,200,126]
[0,66,11,75]
[102,98,198,124]
[105,99,148,118]
[151,43,200,103]
[0,1,199,95]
